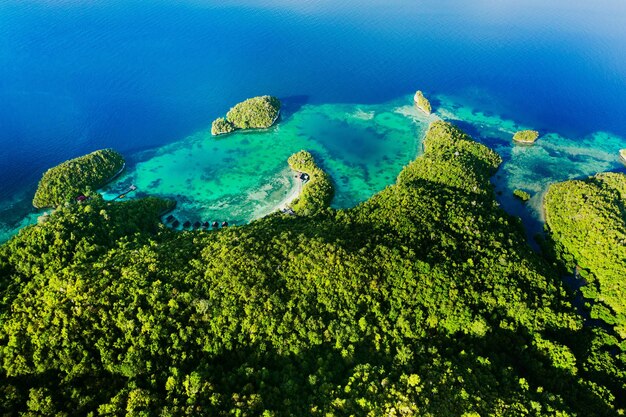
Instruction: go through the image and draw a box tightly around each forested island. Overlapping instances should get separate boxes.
[513,188,531,201]
[1,121,624,415]
[211,96,281,135]
[32,149,125,208]
[513,129,540,144]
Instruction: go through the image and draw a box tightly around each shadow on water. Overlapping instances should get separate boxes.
[449,119,506,146]
[279,95,310,121]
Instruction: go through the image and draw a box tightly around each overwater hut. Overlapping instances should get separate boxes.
[193,221,201,229]
[172,220,180,228]
[222,221,229,227]
[212,221,219,228]
[166,215,174,223]
[203,221,209,228]
[183,220,191,228]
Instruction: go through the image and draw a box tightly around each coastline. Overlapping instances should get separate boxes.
[251,168,301,220]
[276,169,301,210]
[213,110,281,137]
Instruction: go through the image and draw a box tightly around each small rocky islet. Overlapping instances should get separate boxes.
[513,129,540,144]
[413,90,432,115]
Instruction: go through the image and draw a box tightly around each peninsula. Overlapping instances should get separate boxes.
[211,95,281,135]
[32,148,125,208]
[287,150,334,216]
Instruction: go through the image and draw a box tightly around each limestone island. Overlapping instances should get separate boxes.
[211,95,281,136]
[512,130,540,144]
[513,189,531,202]
[619,148,626,164]
[33,149,125,209]
[413,90,432,115]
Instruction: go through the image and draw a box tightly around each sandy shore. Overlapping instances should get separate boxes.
[250,170,302,220]
[276,173,301,210]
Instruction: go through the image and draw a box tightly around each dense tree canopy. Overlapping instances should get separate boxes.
[287,150,334,216]
[544,173,626,339]
[211,117,236,136]
[211,96,281,136]
[1,121,624,416]
[32,149,125,209]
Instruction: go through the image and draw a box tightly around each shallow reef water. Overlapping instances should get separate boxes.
[1,93,624,242]
[435,93,626,238]
[99,96,430,229]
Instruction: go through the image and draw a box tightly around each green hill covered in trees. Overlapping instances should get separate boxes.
[544,173,626,340]
[287,150,334,216]
[1,121,624,416]
[32,149,125,209]
[212,96,281,135]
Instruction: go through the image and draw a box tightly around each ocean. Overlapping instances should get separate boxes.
[1,0,625,241]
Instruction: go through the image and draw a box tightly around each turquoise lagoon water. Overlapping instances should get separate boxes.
[2,0,626,241]
[1,92,624,242]
[99,97,431,228]
[434,92,626,237]
[96,92,625,237]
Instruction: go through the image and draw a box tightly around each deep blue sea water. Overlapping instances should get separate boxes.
[1,0,625,241]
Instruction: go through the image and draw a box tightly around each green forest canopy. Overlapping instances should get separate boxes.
[287,150,334,216]
[32,149,125,209]
[1,121,624,416]
[212,96,281,135]
[513,130,540,144]
[544,173,626,340]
